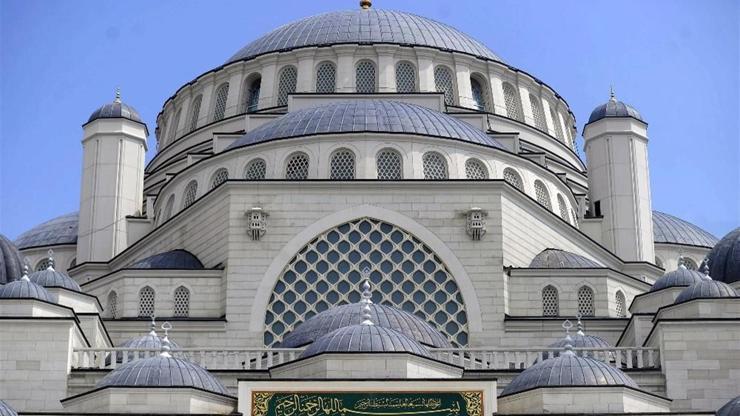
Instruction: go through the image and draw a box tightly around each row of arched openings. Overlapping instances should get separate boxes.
[105,286,191,319]
[541,285,627,318]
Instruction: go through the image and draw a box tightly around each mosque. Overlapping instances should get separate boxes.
[1,1,739,415]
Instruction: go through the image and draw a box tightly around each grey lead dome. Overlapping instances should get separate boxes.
[674,279,738,304]
[0,234,25,284]
[87,96,142,124]
[14,212,78,250]
[652,211,719,249]
[529,248,602,268]
[301,324,431,358]
[703,227,740,284]
[0,276,55,303]
[587,95,643,124]
[650,266,706,292]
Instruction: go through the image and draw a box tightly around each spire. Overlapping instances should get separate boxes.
[149,316,158,336]
[160,322,173,358]
[609,85,616,102]
[702,259,712,279]
[561,319,575,355]
[114,87,122,104]
[360,0,372,9]
[360,267,374,325]
[575,313,585,336]
[46,249,55,270]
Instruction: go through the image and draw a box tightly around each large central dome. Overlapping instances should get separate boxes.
[226,9,503,65]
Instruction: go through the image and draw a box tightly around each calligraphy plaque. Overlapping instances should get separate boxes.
[252,391,483,416]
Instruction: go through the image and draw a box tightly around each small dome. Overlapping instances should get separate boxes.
[29,253,81,292]
[129,249,204,270]
[301,324,430,358]
[717,395,740,416]
[529,248,602,268]
[0,273,55,303]
[281,302,451,348]
[674,279,738,304]
[652,211,719,248]
[14,212,78,250]
[0,400,18,416]
[118,330,181,350]
[650,266,706,292]
[501,352,639,397]
[87,90,142,124]
[703,227,740,284]
[0,234,26,284]
[547,332,611,350]
[587,92,643,124]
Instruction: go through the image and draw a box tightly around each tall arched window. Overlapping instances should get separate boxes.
[434,66,455,105]
[503,167,523,191]
[285,153,309,180]
[395,61,417,93]
[465,158,488,179]
[470,76,489,111]
[138,286,155,317]
[577,286,595,317]
[173,286,190,318]
[550,107,565,141]
[502,82,523,122]
[168,108,182,142]
[182,180,198,209]
[188,95,203,132]
[615,291,626,318]
[107,291,118,319]
[210,168,229,189]
[329,149,356,180]
[534,180,552,210]
[542,285,559,317]
[556,194,570,222]
[315,62,336,93]
[529,94,547,131]
[277,66,297,106]
[376,149,403,180]
[244,158,267,180]
[355,60,376,93]
[213,83,230,121]
[163,194,175,220]
[422,152,448,180]
[243,76,261,112]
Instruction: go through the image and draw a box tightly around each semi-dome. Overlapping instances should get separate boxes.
[652,211,719,248]
[0,272,55,303]
[29,254,81,292]
[587,92,643,124]
[227,100,503,151]
[650,265,706,292]
[529,248,602,268]
[717,395,740,416]
[226,8,502,66]
[87,91,142,124]
[674,278,738,304]
[0,400,18,416]
[281,302,451,348]
[14,212,78,250]
[301,323,430,358]
[703,227,740,284]
[129,249,204,270]
[0,234,25,284]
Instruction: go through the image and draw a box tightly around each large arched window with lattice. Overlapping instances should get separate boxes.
[503,167,523,191]
[173,286,190,318]
[534,180,552,210]
[422,152,448,180]
[502,82,523,122]
[542,285,559,317]
[138,286,155,317]
[181,180,198,209]
[168,108,182,143]
[277,66,297,106]
[107,291,118,319]
[376,149,402,180]
[529,94,547,131]
[285,152,309,180]
[577,286,595,317]
[550,107,565,141]
[212,83,230,121]
[434,66,455,105]
[465,158,488,179]
[263,217,469,346]
[355,60,376,93]
[395,61,417,93]
[470,76,489,111]
[188,95,203,132]
[615,290,626,318]
[243,76,261,112]
[556,194,570,222]
[316,62,336,93]
[330,149,356,180]
[244,158,267,180]
[210,168,229,189]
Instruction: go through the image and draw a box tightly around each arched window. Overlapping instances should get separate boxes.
[138,286,155,317]
[35,258,52,271]
[315,62,336,93]
[212,83,230,121]
[395,61,417,93]
[163,194,175,220]
[534,180,552,210]
[181,180,198,209]
[470,76,489,111]
[503,167,523,191]
[376,149,403,180]
[542,285,559,317]
[550,107,565,141]
[107,291,118,319]
[244,158,267,180]
[355,60,376,93]
[329,149,356,180]
[577,286,595,317]
[615,291,626,318]
[243,76,261,112]
[285,152,309,180]
[188,95,203,132]
[465,158,488,179]
[210,168,229,189]
[434,66,455,105]
[556,194,570,222]
[681,257,698,270]
[277,66,297,106]
[422,152,448,180]
[502,82,523,122]
[173,286,190,318]
[655,256,664,268]
[168,108,182,142]
[529,94,547,131]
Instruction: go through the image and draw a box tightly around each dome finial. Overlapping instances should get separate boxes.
[21,264,30,282]
[561,319,575,355]
[609,84,616,102]
[702,259,712,279]
[678,255,688,270]
[160,322,173,357]
[149,315,158,336]
[360,267,374,325]
[46,249,55,270]
[114,87,121,104]
[575,313,585,336]
[360,0,372,9]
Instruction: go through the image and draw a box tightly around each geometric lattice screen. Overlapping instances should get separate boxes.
[264,217,468,347]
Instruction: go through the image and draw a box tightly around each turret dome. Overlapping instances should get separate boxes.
[587,90,643,124]
[0,233,26,284]
[703,227,740,284]
[301,324,431,358]
[674,278,738,304]
[87,89,142,124]
[650,265,706,292]
[29,251,81,292]
[0,268,55,303]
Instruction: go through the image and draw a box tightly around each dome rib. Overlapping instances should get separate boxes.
[674,279,738,304]
[15,212,79,250]
[88,101,142,124]
[650,266,706,292]
[0,276,55,303]
[587,97,643,124]
[30,267,81,292]
[652,211,718,248]
[300,324,431,358]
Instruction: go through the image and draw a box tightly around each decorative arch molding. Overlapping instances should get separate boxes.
[249,204,482,332]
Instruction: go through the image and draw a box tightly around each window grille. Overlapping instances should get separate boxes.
[395,61,416,93]
[35,259,52,271]
[534,180,552,210]
[210,168,229,189]
[107,291,118,319]
[465,159,488,179]
[502,82,523,121]
[277,66,297,106]
[163,195,175,220]
[470,77,488,111]
[503,168,523,190]
[173,286,190,318]
[182,181,198,209]
[330,149,355,180]
[615,291,626,318]
[316,62,336,93]
[542,285,559,316]
[550,107,565,141]
[213,83,229,121]
[376,149,402,180]
[168,108,182,143]
[188,95,202,132]
[530,94,547,131]
[557,194,570,222]
[434,66,455,105]
[138,286,155,317]
[577,286,595,317]
[285,153,309,180]
[355,61,376,93]
[681,257,698,270]
[244,77,261,112]
[422,152,448,180]
[244,158,267,180]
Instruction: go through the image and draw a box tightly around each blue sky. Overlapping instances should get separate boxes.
[1,0,738,240]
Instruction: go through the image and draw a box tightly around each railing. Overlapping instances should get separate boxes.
[71,346,660,371]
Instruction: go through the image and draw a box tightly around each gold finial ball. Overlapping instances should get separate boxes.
[360,0,372,9]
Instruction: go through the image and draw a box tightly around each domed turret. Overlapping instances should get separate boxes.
[674,275,738,304]
[0,233,26,284]
[587,88,644,124]
[650,264,706,292]
[703,227,740,284]
[28,250,81,292]
[0,266,55,303]
[87,88,142,124]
